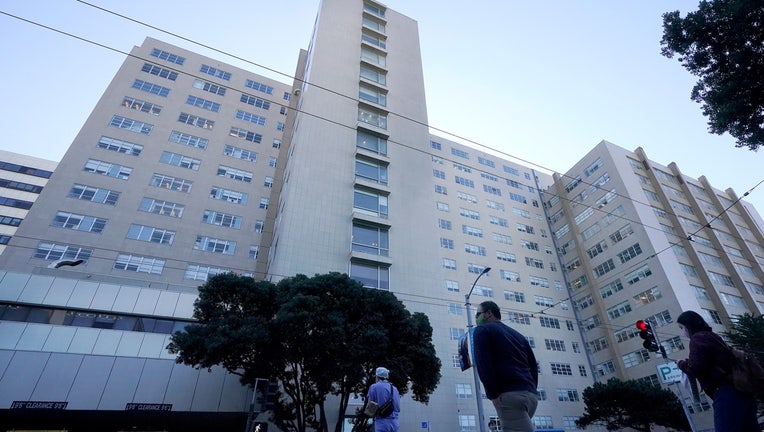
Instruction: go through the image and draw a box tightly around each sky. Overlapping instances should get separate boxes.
[1,1,761,213]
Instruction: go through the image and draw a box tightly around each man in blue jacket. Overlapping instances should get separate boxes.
[473,301,538,432]
[366,366,400,432]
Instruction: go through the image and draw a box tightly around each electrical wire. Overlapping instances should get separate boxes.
[0,5,762,352]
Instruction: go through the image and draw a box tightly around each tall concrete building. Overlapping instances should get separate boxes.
[544,140,764,429]
[0,150,57,255]
[1,0,763,431]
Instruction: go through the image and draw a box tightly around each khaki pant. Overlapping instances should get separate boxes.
[490,390,538,432]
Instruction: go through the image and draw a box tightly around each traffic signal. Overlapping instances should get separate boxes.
[636,319,659,352]
[264,381,279,411]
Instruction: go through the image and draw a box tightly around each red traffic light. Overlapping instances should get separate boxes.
[635,320,650,331]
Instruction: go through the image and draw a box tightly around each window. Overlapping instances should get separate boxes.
[352,223,389,256]
[356,158,388,184]
[500,270,521,282]
[186,95,220,112]
[708,271,736,287]
[34,242,92,261]
[254,220,265,233]
[200,64,231,80]
[358,107,387,129]
[486,199,504,211]
[202,210,242,229]
[178,112,214,130]
[224,145,258,163]
[217,165,253,183]
[127,224,175,245]
[496,251,515,262]
[150,48,185,65]
[625,265,652,285]
[110,115,153,135]
[590,259,616,278]
[245,79,273,95]
[169,130,208,149]
[235,109,266,126]
[442,259,457,270]
[357,130,387,155]
[83,159,132,179]
[68,184,120,205]
[525,257,544,269]
[132,79,170,97]
[139,197,184,218]
[354,189,388,218]
[193,79,226,96]
[445,280,459,292]
[0,216,22,227]
[536,296,555,308]
[464,243,486,256]
[451,148,469,159]
[556,388,579,402]
[454,383,473,399]
[610,224,634,244]
[493,233,512,245]
[460,208,480,220]
[540,317,560,329]
[438,219,452,230]
[194,235,236,255]
[160,152,200,171]
[229,127,262,144]
[97,136,143,156]
[249,245,260,260]
[350,262,389,290]
[361,46,386,67]
[477,156,495,168]
[359,84,387,106]
[360,64,386,85]
[150,173,192,193]
[599,279,624,299]
[617,243,643,263]
[607,301,633,320]
[550,363,572,375]
[184,264,229,281]
[51,211,106,233]
[264,176,273,188]
[490,216,508,227]
[114,254,164,275]
[441,238,454,249]
[259,198,269,209]
[530,276,549,288]
[141,62,178,80]
[240,94,271,110]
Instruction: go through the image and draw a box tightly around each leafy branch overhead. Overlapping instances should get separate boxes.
[167,272,441,432]
[661,0,764,150]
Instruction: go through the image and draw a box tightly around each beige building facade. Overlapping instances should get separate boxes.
[0,1,763,431]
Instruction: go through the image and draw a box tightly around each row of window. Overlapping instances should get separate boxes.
[150,46,291,103]
[0,302,191,334]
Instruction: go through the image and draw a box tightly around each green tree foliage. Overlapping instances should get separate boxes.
[575,378,691,432]
[167,272,441,432]
[660,0,764,151]
[725,312,764,415]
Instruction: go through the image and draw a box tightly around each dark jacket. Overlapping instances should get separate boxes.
[473,321,538,399]
[677,330,733,398]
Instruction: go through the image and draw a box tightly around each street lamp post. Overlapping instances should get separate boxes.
[465,266,491,432]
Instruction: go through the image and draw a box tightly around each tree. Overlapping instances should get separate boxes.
[576,378,691,432]
[725,312,764,418]
[167,272,441,432]
[660,0,764,151]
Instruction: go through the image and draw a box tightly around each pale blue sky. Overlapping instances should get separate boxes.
[1,1,761,213]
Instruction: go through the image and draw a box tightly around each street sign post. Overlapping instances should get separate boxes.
[656,361,682,384]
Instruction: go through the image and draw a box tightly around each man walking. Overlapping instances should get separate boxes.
[366,366,400,432]
[473,301,538,432]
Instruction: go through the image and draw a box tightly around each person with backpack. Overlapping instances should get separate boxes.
[676,310,759,432]
[366,367,400,432]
